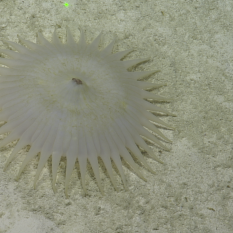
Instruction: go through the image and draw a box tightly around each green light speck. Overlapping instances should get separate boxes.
[63,2,69,8]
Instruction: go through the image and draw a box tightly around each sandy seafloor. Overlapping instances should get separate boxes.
[0,0,233,232]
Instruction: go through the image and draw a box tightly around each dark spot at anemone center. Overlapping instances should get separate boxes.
[72,78,83,85]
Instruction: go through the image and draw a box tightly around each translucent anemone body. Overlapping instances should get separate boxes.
[0,27,174,195]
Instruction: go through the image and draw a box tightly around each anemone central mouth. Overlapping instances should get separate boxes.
[72,78,83,85]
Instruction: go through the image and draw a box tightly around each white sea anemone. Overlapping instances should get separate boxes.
[0,27,174,196]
